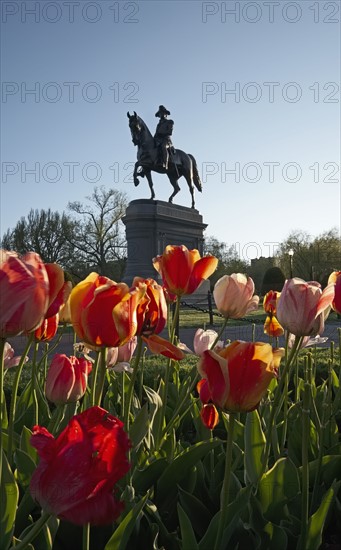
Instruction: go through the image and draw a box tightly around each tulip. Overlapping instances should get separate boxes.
[3,342,28,369]
[117,337,137,362]
[34,313,59,342]
[69,273,146,348]
[0,250,49,337]
[133,277,167,335]
[276,278,335,337]
[142,334,185,360]
[263,290,280,315]
[44,265,72,318]
[30,406,131,525]
[193,328,221,354]
[153,245,218,296]
[200,403,219,430]
[198,341,284,413]
[328,271,341,315]
[45,354,92,405]
[262,290,284,337]
[213,274,259,319]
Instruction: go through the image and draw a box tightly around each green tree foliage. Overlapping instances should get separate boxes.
[276,228,341,282]
[1,208,75,267]
[204,236,249,287]
[261,266,286,295]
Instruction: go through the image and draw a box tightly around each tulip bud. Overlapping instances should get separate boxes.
[200,404,219,430]
[45,354,92,405]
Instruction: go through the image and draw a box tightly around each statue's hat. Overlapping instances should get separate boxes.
[155,105,170,117]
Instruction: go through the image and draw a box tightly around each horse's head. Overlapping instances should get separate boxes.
[127,111,142,145]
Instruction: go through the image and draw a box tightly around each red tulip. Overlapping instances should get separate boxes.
[328,271,341,315]
[70,273,146,347]
[153,245,218,296]
[198,341,284,413]
[34,313,59,342]
[30,406,131,525]
[200,403,219,430]
[213,274,259,319]
[45,354,92,404]
[277,278,335,337]
[0,250,50,337]
[133,277,167,335]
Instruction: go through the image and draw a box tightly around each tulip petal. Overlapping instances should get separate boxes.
[142,334,185,360]
[198,350,230,408]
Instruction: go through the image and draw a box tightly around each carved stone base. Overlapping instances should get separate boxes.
[122,199,208,287]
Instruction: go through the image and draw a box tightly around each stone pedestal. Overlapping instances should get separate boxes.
[122,199,207,285]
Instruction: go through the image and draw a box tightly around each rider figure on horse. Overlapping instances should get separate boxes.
[154,105,174,170]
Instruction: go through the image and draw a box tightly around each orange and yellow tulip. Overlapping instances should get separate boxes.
[262,290,284,337]
[133,277,167,336]
[153,245,218,296]
[198,341,284,413]
[328,271,341,315]
[70,273,146,348]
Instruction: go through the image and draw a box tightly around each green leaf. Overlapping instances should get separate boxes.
[33,516,60,550]
[15,449,37,488]
[0,450,19,550]
[244,410,265,484]
[179,487,211,538]
[177,504,199,550]
[20,426,37,464]
[105,494,148,550]
[1,390,8,429]
[157,439,222,509]
[298,481,340,550]
[133,457,168,493]
[198,486,252,550]
[129,403,149,450]
[257,457,300,522]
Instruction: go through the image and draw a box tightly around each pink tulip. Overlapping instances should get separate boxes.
[0,250,49,337]
[45,354,92,405]
[117,337,137,362]
[213,274,259,319]
[193,329,219,355]
[3,342,28,369]
[277,278,335,337]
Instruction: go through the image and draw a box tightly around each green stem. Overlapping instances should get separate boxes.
[82,523,90,550]
[310,386,327,513]
[210,318,228,350]
[214,412,236,550]
[7,335,33,464]
[31,342,40,425]
[90,353,100,407]
[0,337,6,491]
[94,347,107,406]
[124,336,143,430]
[12,511,51,549]
[261,335,302,475]
[157,296,181,448]
[300,366,311,549]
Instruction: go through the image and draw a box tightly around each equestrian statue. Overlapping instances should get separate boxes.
[127,106,202,209]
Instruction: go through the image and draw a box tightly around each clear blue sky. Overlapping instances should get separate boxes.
[1,0,340,261]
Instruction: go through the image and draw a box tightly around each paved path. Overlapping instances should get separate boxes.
[8,321,340,360]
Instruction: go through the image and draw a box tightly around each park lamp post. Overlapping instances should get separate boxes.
[288,248,294,278]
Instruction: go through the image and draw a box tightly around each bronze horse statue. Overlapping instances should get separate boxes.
[127,111,202,208]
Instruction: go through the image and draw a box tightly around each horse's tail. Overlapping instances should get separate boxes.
[188,154,203,192]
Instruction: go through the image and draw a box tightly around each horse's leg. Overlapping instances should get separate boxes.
[184,171,195,208]
[145,170,155,199]
[168,176,180,204]
[133,162,140,186]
